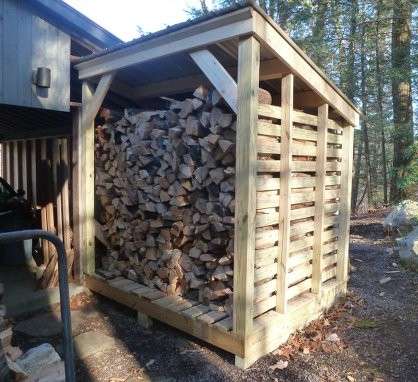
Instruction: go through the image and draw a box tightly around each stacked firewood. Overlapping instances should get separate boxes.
[95,86,237,312]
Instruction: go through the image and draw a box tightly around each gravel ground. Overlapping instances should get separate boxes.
[10,211,418,381]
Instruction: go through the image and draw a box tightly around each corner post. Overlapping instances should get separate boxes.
[276,73,294,314]
[81,81,95,276]
[312,104,329,294]
[233,36,260,368]
[336,124,354,292]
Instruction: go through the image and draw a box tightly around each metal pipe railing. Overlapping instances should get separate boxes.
[0,230,75,382]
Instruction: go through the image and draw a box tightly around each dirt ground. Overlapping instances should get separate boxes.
[11,211,418,381]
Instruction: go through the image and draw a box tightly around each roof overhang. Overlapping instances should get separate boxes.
[75,3,360,126]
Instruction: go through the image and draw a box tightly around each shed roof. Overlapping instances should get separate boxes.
[75,0,360,125]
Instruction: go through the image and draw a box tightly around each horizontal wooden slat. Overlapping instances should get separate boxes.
[288,261,311,286]
[256,176,280,191]
[255,246,277,267]
[287,278,312,300]
[322,266,337,282]
[255,229,279,249]
[254,279,276,302]
[257,135,280,154]
[256,210,280,227]
[253,295,276,317]
[257,160,281,172]
[257,191,279,209]
[288,241,338,270]
[254,263,277,283]
[291,188,340,205]
[293,160,342,172]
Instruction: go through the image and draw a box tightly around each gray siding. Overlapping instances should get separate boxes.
[0,0,70,112]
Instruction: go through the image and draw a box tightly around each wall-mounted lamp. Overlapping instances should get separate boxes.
[32,67,51,88]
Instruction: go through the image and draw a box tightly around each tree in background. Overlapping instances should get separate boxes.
[187,0,417,208]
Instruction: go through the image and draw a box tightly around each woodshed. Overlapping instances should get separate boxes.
[73,0,360,368]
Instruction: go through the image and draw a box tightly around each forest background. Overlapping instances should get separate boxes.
[185,0,418,211]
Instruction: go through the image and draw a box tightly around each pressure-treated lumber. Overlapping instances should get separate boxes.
[312,104,329,294]
[5,142,10,183]
[21,141,27,196]
[233,36,260,347]
[190,49,237,112]
[60,139,71,253]
[337,125,354,290]
[81,73,115,275]
[276,73,293,314]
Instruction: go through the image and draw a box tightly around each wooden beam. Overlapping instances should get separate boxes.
[134,58,287,100]
[190,49,238,113]
[312,104,328,294]
[75,8,253,79]
[52,139,63,241]
[233,36,259,355]
[81,73,114,275]
[253,12,359,126]
[337,125,354,291]
[276,73,293,314]
[31,140,37,206]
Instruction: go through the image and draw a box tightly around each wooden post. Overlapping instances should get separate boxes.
[61,138,71,252]
[312,104,328,294]
[21,141,28,197]
[276,73,293,314]
[82,81,95,275]
[337,125,354,292]
[52,139,63,241]
[5,142,10,184]
[233,36,259,368]
[81,72,115,276]
[13,141,19,190]
[31,140,37,206]
[72,108,83,280]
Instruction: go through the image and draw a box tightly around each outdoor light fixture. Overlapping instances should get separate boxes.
[32,67,51,88]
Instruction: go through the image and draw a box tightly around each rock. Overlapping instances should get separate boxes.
[325,333,340,342]
[379,277,392,285]
[73,331,116,360]
[145,359,155,369]
[14,313,63,337]
[397,226,418,265]
[26,360,65,382]
[14,343,60,376]
[269,359,288,370]
[383,200,418,233]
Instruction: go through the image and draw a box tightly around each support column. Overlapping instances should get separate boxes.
[276,73,294,314]
[233,36,259,368]
[81,72,115,276]
[336,125,354,292]
[81,81,95,276]
[312,104,328,294]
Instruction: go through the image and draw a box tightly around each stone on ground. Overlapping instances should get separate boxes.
[383,200,418,232]
[397,226,418,265]
[73,330,116,359]
[14,313,62,337]
[10,343,60,377]
[26,360,65,382]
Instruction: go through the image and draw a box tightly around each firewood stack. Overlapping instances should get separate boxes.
[95,86,239,312]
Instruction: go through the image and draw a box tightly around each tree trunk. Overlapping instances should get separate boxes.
[390,0,415,202]
[311,0,329,65]
[360,24,372,208]
[375,0,388,204]
[352,136,364,213]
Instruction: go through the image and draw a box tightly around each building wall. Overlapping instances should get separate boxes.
[0,0,70,112]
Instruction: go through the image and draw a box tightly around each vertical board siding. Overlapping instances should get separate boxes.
[233,36,260,343]
[0,0,70,111]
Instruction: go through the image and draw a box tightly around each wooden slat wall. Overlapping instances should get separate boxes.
[0,137,74,288]
[254,96,344,319]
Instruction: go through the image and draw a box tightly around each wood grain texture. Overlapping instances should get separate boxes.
[233,36,260,342]
[312,104,328,294]
[276,73,293,313]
